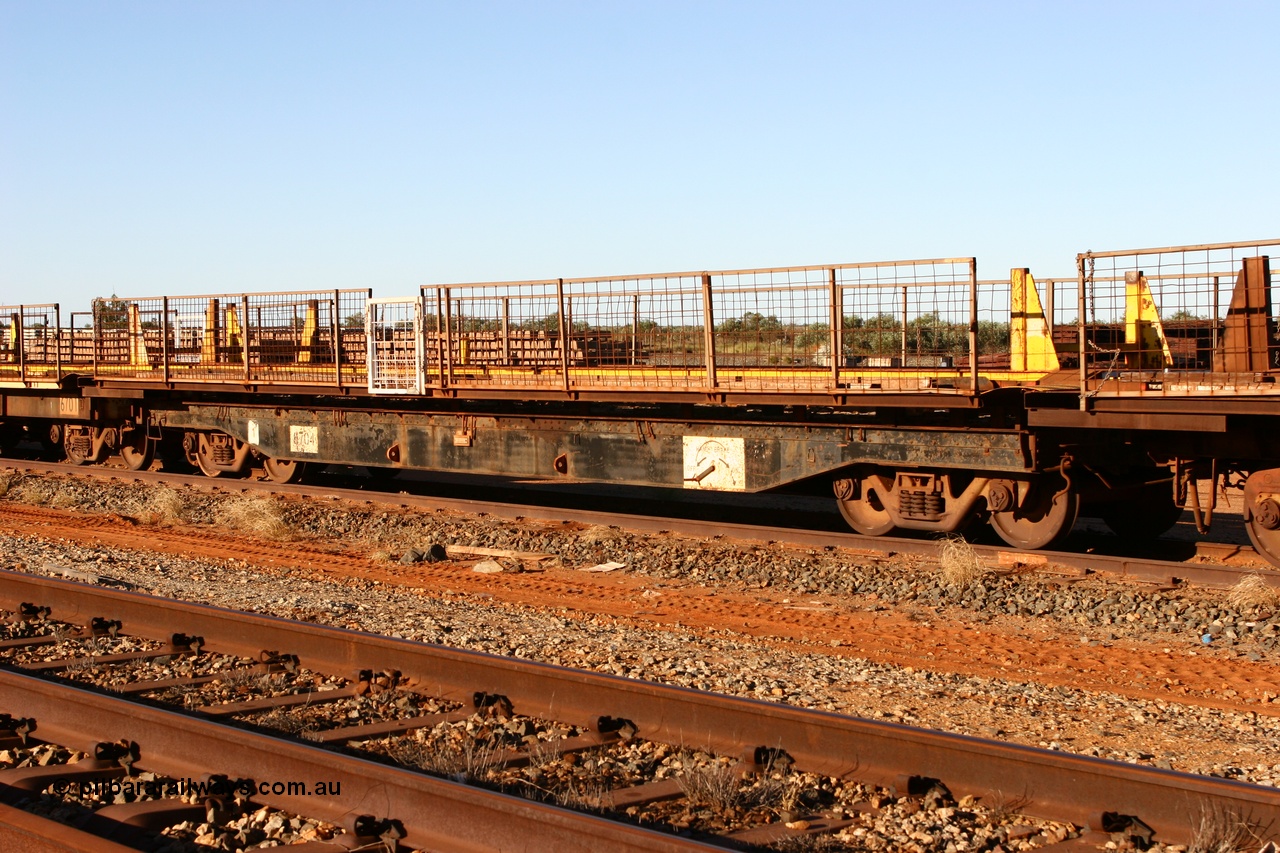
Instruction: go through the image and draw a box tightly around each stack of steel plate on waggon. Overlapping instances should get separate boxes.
[2,239,1280,566]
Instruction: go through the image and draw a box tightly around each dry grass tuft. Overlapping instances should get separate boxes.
[141,487,189,525]
[215,495,291,540]
[15,480,57,507]
[676,753,800,815]
[983,790,1031,824]
[1189,801,1269,853]
[1227,574,1279,612]
[677,759,747,811]
[48,489,82,510]
[389,733,500,784]
[551,776,613,813]
[938,534,987,586]
[0,470,19,498]
[577,525,620,546]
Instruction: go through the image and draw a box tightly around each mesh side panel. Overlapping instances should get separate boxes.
[88,290,370,385]
[367,299,422,394]
[419,259,979,396]
[0,305,63,382]
[1078,240,1280,395]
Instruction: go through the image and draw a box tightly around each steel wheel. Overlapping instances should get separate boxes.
[190,432,248,479]
[194,448,224,478]
[835,475,897,537]
[1245,506,1280,567]
[989,479,1078,550]
[1243,470,1280,567]
[193,435,228,479]
[63,426,92,466]
[119,430,154,471]
[262,457,308,484]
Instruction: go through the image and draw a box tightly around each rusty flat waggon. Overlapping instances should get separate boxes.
[2,239,1278,563]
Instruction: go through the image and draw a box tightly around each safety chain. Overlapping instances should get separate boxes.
[1085,338,1122,398]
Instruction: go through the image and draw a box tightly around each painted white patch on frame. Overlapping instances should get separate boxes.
[682,436,745,491]
[289,425,319,455]
[246,420,260,447]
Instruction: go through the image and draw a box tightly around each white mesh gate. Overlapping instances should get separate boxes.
[366,298,424,394]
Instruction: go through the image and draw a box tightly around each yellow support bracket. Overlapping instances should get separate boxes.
[1009,268,1059,373]
[299,300,319,363]
[1123,271,1172,369]
[128,304,151,369]
[225,303,243,363]
[201,299,221,365]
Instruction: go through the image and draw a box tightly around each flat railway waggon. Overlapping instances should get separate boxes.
[3,239,1280,565]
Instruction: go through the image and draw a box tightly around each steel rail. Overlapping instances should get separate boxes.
[0,668,719,853]
[0,571,1277,846]
[1,458,1272,590]
[0,800,139,853]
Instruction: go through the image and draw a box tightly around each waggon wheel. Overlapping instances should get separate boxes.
[1245,507,1280,568]
[189,432,245,479]
[194,448,224,478]
[39,425,62,461]
[1243,470,1280,568]
[63,425,93,466]
[119,429,154,471]
[834,474,897,537]
[262,457,308,484]
[989,476,1078,550]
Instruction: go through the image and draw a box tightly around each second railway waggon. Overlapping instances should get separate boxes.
[2,239,1279,564]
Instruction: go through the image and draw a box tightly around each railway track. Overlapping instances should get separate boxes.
[0,571,1276,851]
[1,458,1275,593]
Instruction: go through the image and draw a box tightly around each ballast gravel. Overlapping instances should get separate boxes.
[0,469,1278,847]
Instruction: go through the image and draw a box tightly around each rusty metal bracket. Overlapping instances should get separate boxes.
[94,739,141,774]
[258,650,299,673]
[18,602,50,621]
[91,617,122,638]
[171,633,204,654]
[1095,812,1155,847]
[0,714,36,745]
[473,692,514,717]
[596,716,638,740]
[747,746,794,773]
[348,813,407,843]
[357,669,402,694]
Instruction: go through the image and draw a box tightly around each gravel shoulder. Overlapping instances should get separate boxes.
[1,468,1278,792]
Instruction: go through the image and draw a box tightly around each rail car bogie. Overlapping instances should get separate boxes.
[833,466,1081,549]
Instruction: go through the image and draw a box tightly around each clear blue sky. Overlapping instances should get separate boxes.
[2,1,1276,308]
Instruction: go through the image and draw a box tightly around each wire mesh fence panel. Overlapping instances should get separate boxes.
[62,312,96,370]
[563,274,707,390]
[422,275,712,392]
[433,281,565,390]
[88,290,370,385]
[337,293,370,386]
[1038,277,1077,369]
[975,279,1012,368]
[834,259,978,393]
[367,299,423,394]
[1078,240,1280,396]
[417,259,979,397]
[711,268,830,392]
[0,305,63,383]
